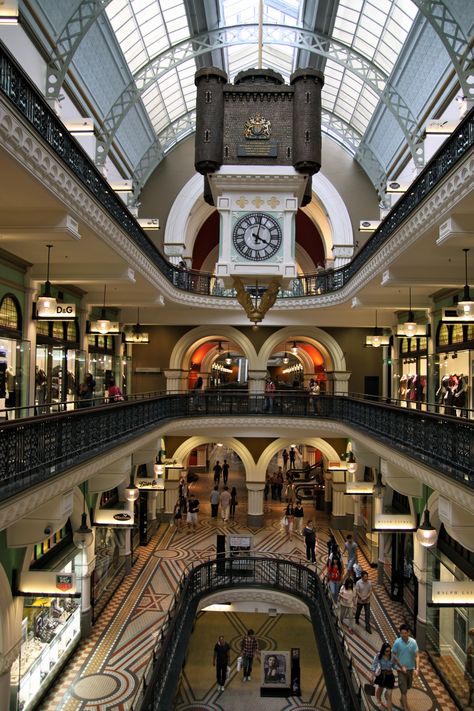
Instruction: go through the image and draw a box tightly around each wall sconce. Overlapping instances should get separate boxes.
[124,472,139,502]
[415,509,438,548]
[346,451,358,474]
[457,248,474,318]
[97,285,111,334]
[36,244,57,314]
[401,288,417,338]
[73,484,94,549]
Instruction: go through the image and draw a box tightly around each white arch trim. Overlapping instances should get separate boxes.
[256,326,346,372]
[257,437,339,477]
[164,172,354,267]
[172,436,258,478]
[169,325,259,372]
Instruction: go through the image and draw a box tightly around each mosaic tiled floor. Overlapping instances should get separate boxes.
[38,455,459,711]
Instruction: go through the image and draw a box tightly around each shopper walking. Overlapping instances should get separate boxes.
[303,520,316,562]
[210,486,220,519]
[338,578,357,633]
[392,624,420,711]
[240,629,259,681]
[220,486,231,522]
[229,486,238,519]
[187,496,199,531]
[371,642,397,711]
[289,446,296,469]
[327,553,343,599]
[213,635,230,692]
[354,570,373,633]
[294,500,304,535]
[222,459,230,485]
[344,533,358,578]
[284,502,295,540]
[282,448,289,471]
[213,460,222,485]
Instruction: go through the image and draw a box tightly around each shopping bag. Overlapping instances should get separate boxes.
[236,656,242,672]
[364,683,376,696]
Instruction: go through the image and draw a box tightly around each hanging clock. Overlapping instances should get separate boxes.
[232,212,282,261]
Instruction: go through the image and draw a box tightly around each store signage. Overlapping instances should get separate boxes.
[441,308,474,323]
[124,331,150,344]
[345,481,374,495]
[88,320,120,334]
[17,571,77,596]
[373,514,417,531]
[35,303,76,319]
[136,478,163,490]
[94,508,135,526]
[432,581,474,606]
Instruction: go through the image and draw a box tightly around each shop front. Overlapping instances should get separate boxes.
[0,293,29,414]
[35,319,84,410]
[87,334,124,401]
[425,526,474,710]
[10,528,82,711]
[434,322,473,418]
[392,335,428,408]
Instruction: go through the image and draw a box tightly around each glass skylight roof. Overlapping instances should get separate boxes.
[106,0,418,161]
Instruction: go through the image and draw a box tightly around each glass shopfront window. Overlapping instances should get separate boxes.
[392,337,428,409]
[88,335,124,400]
[35,320,84,411]
[0,294,29,415]
[10,536,82,711]
[435,321,473,419]
[425,542,474,710]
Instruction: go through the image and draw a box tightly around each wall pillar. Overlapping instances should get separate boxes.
[413,537,429,649]
[163,369,188,393]
[165,480,179,515]
[75,552,95,637]
[325,371,351,396]
[247,483,264,527]
[247,370,267,412]
[331,482,350,529]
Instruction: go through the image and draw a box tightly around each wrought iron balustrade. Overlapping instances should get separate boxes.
[0,392,472,503]
[138,556,361,711]
[1,40,473,300]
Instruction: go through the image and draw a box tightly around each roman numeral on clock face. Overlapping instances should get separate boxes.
[232,212,283,261]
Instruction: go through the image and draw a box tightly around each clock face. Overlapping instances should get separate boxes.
[232,212,282,261]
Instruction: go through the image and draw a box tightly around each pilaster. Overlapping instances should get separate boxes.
[247,483,264,527]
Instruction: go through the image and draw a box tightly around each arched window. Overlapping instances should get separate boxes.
[0,294,21,331]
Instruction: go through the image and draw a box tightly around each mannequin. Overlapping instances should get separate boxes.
[6,365,15,407]
[436,375,449,413]
[454,374,468,418]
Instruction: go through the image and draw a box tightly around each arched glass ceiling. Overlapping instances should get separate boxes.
[105,0,418,163]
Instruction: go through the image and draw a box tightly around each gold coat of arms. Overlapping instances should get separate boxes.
[244,112,272,140]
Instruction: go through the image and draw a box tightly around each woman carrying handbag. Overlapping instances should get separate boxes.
[369,641,397,710]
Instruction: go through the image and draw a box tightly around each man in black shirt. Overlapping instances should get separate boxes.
[213,460,222,485]
[222,459,230,485]
[213,635,230,691]
[303,520,316,563]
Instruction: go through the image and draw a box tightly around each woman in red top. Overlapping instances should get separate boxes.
[327,554,343,599]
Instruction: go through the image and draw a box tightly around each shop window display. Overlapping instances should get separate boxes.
[0,294,29,413]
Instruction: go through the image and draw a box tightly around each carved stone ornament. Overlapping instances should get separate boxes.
[243,113,271,140]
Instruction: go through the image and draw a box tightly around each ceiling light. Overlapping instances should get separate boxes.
[97,285,111,334]
[73,512,94,549]
[282,351,289,364]
[346,451,358,474]
[291,341,298,355]
[402,288,417,337]
[124,472,139,502]
[415,509,438,548]
[457,248,474,318]
[225,352,232,366]
[36,244,57,314]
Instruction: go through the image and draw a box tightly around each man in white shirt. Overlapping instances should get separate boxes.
[354,570,372,633]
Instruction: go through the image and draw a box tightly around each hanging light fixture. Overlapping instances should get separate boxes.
[291,341,298,355]
[216,340,223,353]
[415,509,438,548]
[36,244,57,314]
[225,347,232,366]
[73,484,94,549]
[97,285,111,334]
[346,451,358,474]
[402,288,417,338]
[282,350,289,365]
[370,310,382,347]
[124,471,139,502]
[456,248,474,318]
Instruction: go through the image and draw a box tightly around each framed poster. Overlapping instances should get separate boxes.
[261,651,290,687]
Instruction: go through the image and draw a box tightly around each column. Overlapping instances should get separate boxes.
[75,552,95,637]
[374,487,385,582]
[0,647,19,711]
[324,469,332,513]
[325,371,351,396]
[165,480,180,516]
[413,537,429,650]
[331,482,347,529]
[163,369,188,393]
[247,483,264,527]
[247,370,267,412]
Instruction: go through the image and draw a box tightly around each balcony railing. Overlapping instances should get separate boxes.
[1,40,473,299]
[1,392,472,503]
[137,556,361,711]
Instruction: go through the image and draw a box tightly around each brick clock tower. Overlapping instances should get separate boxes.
[195,67,324,288]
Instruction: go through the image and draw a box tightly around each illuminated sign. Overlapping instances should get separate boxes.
[35,303,76,319]
[94,508,135,527]
[124,331,150,344]
[17,571,77,596]
[136,478,163,490]
[88,320,120,334]
[345,481,374,495]
[373,514,416,531]
[432,581,474,606]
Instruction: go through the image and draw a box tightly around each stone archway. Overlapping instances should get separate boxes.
[257,437,340,481]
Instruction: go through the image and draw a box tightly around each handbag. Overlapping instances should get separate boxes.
[364,683,376,696]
